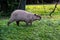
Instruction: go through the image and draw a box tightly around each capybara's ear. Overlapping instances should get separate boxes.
[34,14,36,16]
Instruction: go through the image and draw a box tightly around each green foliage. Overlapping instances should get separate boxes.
[0,0,18,17]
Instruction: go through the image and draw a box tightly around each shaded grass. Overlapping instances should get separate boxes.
[0,15,60,40]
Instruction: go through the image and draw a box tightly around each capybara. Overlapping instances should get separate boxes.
[7,10,41,26]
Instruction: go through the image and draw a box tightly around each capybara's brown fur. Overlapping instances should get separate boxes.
[7,10,41,26]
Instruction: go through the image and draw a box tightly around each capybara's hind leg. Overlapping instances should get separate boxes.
[16,21,19,26]
[7,19,14,26]
[7,22,11,26]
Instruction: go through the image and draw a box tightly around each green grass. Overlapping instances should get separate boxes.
[26,4,60,15]
[0,5,60,40]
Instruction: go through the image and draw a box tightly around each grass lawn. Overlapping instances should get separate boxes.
[26,4,60,15]
[0,5,60,40]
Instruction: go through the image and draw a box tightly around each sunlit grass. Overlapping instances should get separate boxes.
[26,4,60,15]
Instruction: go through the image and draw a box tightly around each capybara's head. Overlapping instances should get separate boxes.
[34,14,41,21]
